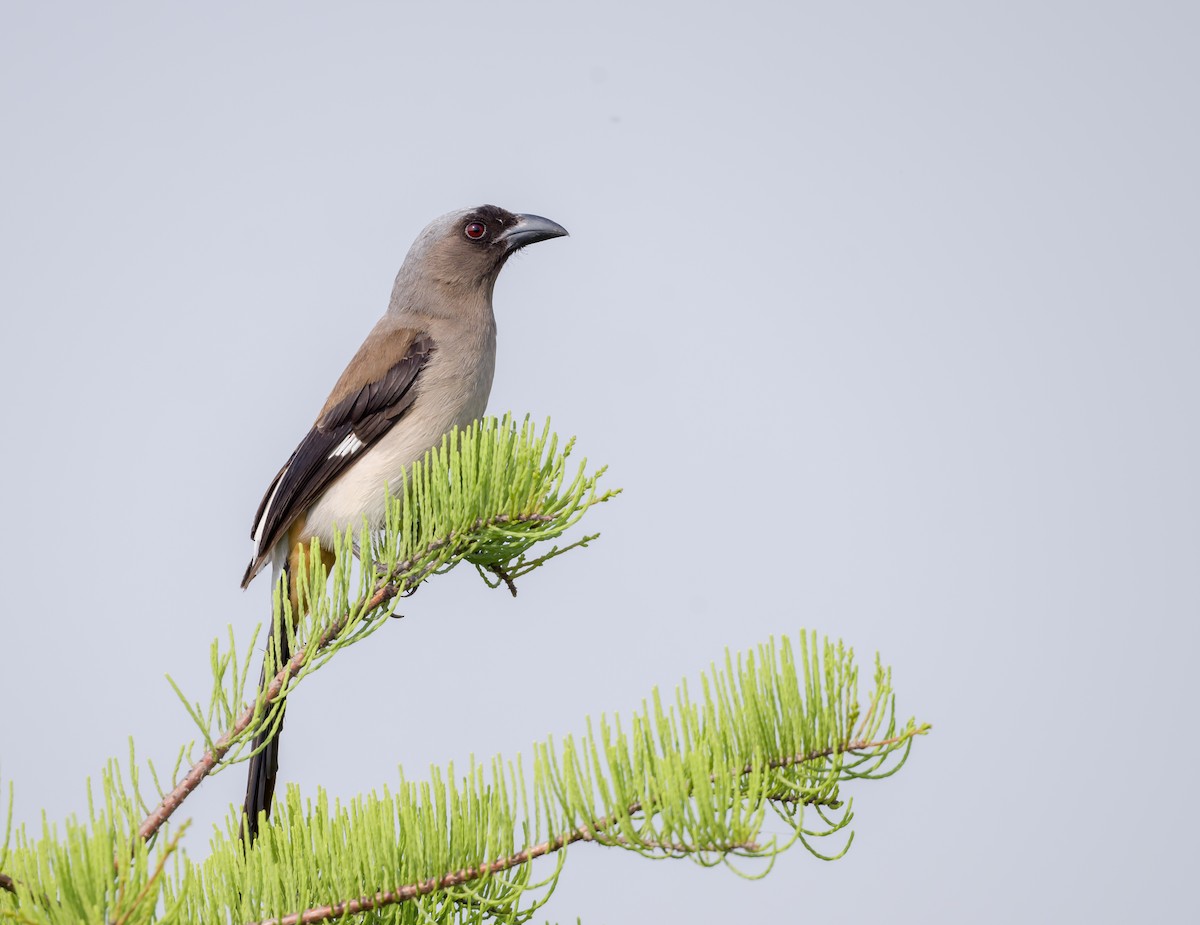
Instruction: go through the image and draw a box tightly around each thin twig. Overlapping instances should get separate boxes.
[489,564,519,596]
[135,579,402,843]
[245,728,925,925]
[762,729,927,774]
[136,512,577,843]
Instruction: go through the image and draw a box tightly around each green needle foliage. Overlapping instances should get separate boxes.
[164,415,619,796]
[0,417,928,925]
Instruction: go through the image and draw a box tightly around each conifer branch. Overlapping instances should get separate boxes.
[139,417,616,842]
[4,630,927,925]
[136,512,561,842]
[244,729,924,925]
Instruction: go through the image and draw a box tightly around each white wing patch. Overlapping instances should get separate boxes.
[329,433,366,459]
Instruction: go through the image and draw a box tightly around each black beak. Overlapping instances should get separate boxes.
[498,213,569,251]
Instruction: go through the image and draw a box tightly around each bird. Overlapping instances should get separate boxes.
[239,205,568,841]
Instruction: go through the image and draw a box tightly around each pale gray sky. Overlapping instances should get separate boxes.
[2,2,1197,922]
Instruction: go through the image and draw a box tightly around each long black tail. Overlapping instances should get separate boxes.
[241,569,291,844]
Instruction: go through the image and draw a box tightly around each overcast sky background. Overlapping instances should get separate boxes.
[2,2,1197,922]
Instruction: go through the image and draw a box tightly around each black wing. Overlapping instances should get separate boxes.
[241,333,435,587]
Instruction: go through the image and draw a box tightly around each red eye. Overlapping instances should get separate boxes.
[464,222,486,240]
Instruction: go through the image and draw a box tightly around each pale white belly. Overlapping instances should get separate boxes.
[302,378,491,545]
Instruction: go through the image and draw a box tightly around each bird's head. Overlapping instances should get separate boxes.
[398,205,569,297]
